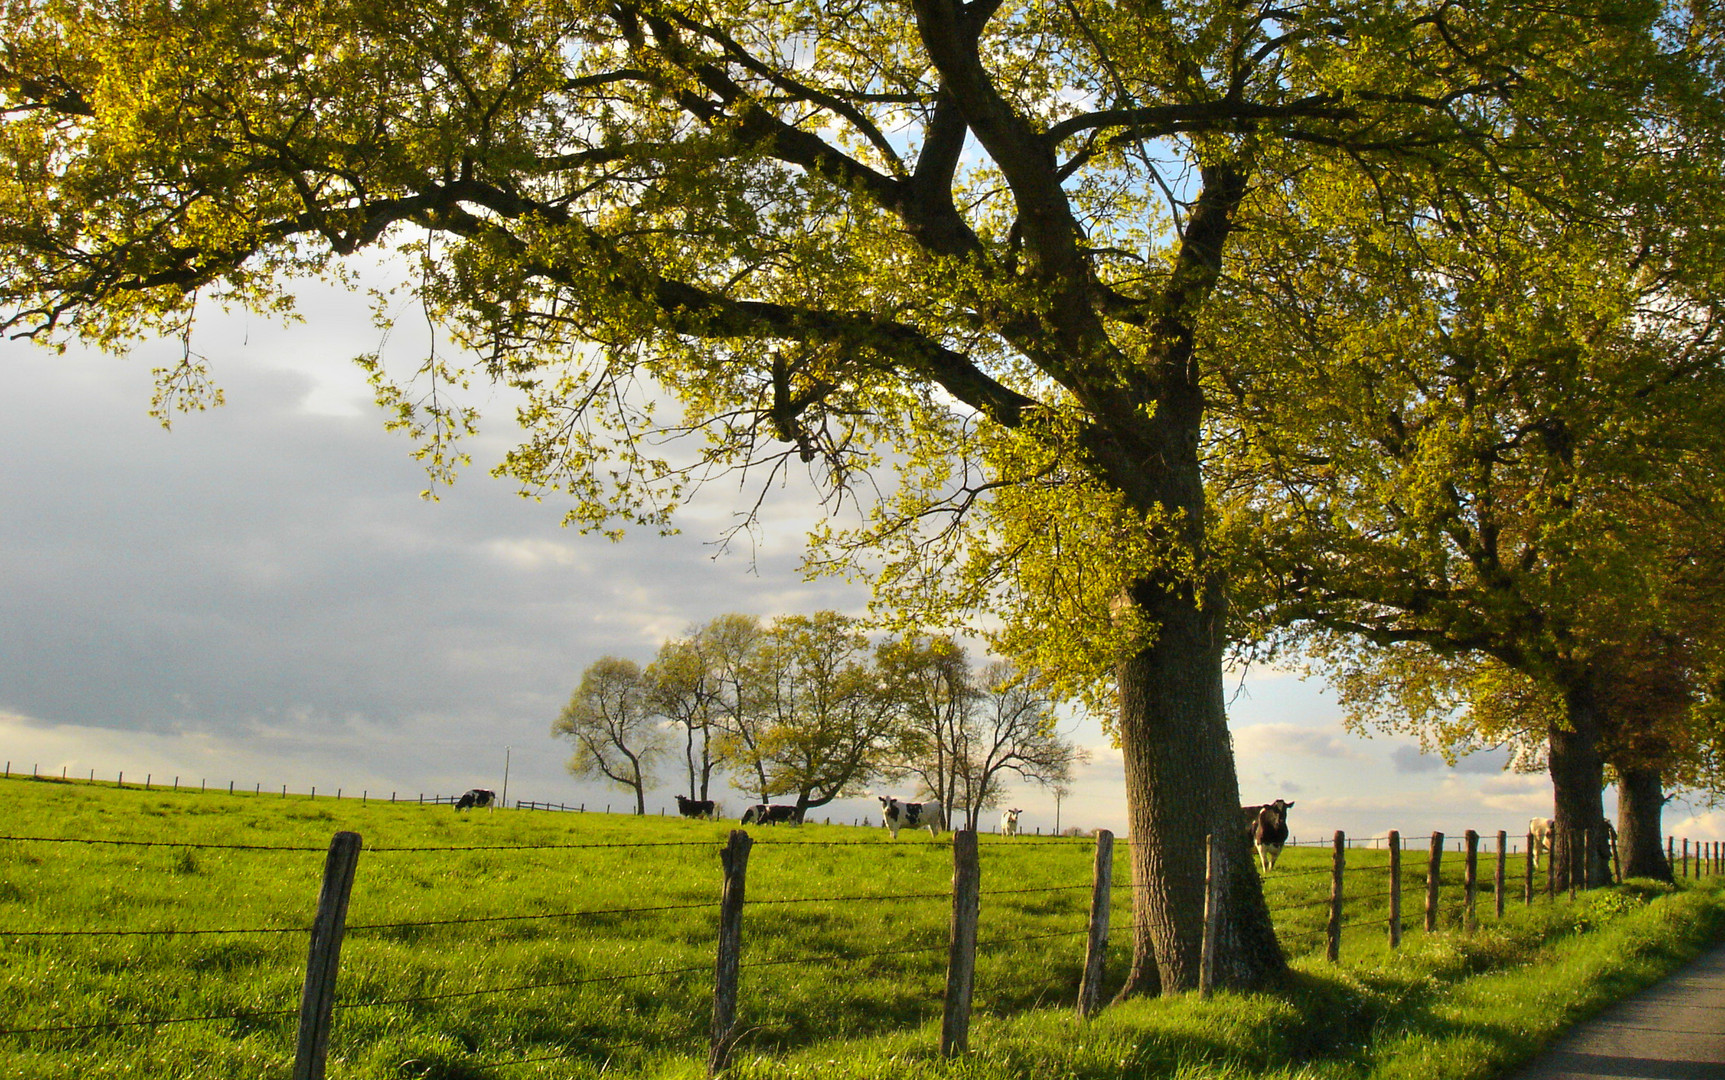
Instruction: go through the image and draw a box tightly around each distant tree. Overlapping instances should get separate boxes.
[747,612,895,814]
[882,639,1085,828]
[878,635,978,819]
[694,614,773,802]
[645,633,725,803]
[960,661,1088,822]
[553,657,669,815]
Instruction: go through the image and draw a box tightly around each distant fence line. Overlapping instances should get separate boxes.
[1,763,1087,832]
[5,810,1722,1079]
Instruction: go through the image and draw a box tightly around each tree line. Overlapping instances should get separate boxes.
[552,612,1085,824]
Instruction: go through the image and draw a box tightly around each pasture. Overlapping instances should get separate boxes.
[1,775,1721,1080]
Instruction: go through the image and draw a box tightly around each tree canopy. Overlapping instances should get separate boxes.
[1212,133,1725,886]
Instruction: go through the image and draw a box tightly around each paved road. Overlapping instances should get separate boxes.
[1501,939,1725,1080]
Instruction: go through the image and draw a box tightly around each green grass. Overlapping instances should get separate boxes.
[1,775,1720,1079]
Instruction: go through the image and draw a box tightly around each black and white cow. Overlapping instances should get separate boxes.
[674,794,716,819]
[741,803,801,825]
[879,796,945,839]
[1243,799,1294,871]
[455,788,496,811]
[1000,808,1024,837]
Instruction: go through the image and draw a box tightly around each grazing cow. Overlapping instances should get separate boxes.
[1001,808,1023,837]
[1530,817,1555,868]
[674,794,716,820]
[1242,799,1294,871]
[879,796,945,839]
[741,803,801,825]
[455,788,496,811]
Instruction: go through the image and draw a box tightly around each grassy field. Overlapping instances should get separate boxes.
[1,775,1720,1079]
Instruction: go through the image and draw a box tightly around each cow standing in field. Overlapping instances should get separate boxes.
[1243,799,1294,871]
[455,788,496,811]
[1001,808,1023,837]
[879,796,945,839]
[742,803,801,825]
[674,794,716,819]
[1530,817,1554,868]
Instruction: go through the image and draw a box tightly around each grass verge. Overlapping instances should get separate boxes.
[719,878,1725,1080]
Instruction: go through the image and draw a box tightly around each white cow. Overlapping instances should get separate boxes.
[879,796,945,839]
[1530,816,1555,868]
[1000,808,1023,837]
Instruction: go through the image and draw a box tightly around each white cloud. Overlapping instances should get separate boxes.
[482,537,585,570]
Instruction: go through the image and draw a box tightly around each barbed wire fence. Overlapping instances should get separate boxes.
[2,816,1720,1078]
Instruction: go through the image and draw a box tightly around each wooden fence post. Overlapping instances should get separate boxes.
[1425,832,1444,933]
[1567,831,1577,899]
[1326,831,1344,962]
[1077,830,1113,1018]
[1200,833,1219,997]
[1552,828,1566,897]
[941,830,981,1057]
[1494,831,1507,920]
[709,830,752,1076]
[1463,831,1478,932]
[1387,831,1401,949]
[1683,838,1691,879]
[293,831,362,1080]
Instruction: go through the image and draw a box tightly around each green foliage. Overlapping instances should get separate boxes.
[552,655,670,812]
[1213,122,1725,796]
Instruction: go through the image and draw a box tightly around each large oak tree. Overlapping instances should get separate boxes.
[2,0,1708,992]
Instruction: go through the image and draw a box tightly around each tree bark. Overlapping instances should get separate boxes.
[1112,577,1286,996]
[1616,767,1673,882]
[1549,678,1610,891]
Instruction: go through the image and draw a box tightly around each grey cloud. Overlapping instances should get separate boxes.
[1,342,861,772]
[1391,745,1444,774]
[1391,744,1512,775]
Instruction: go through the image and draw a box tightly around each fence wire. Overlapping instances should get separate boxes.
[2,819,1675,1053]
[0,1004,298,1038]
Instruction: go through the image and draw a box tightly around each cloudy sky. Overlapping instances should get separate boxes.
[3,277,1717,843]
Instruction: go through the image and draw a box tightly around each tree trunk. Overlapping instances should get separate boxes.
[1112,578,1286,997]
[699,723,715,802]
[1616,767,1673,882]
[1549,678,1610,890]
[685,725,698,800]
